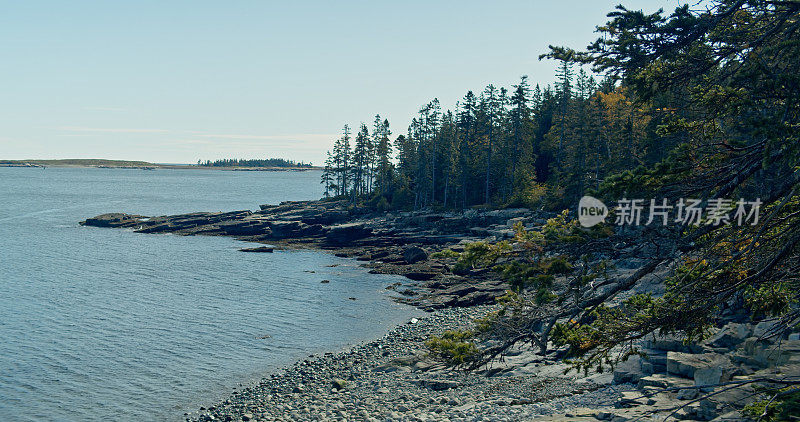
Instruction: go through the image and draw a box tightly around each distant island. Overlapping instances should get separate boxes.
[0,159,156,169]
[196,158,314,169]
[0,158,318,171]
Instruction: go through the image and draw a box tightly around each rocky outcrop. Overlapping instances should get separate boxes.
[81,200,545,311]
[324,223,373,245]
[606,323,800,421]
[81,213,146,228]
[402,246,428,264]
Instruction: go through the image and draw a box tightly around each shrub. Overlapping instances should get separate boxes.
[743,388,800,422]
[430,248,460,259]
[425,330,479,365]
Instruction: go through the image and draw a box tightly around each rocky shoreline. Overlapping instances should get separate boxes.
[185,306,627,422]
[81,199,546,310]
[81,200,800,421]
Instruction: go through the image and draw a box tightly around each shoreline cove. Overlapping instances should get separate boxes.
[82,198,800,421]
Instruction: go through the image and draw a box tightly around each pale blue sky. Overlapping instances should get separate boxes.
[0,1,679,165]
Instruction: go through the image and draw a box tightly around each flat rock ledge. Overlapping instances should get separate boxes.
[80,200,550,310]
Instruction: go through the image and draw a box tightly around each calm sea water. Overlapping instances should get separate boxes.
[0,167,418,421]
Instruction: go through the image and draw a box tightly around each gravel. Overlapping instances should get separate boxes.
[187,306,623,422]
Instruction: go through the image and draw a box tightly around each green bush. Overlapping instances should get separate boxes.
[743,388,800,421]
[430,248,460,259]
[425,330,479,365]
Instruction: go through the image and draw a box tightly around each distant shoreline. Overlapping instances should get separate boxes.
[0,159,320,171]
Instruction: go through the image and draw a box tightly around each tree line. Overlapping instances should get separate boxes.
[323,0,800,414]
[322,61,670,211]
[197,158,313,168]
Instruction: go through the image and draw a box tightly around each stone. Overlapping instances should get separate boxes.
[595,411,614,420]
[412,379,460,391]
[707,323,752,349]
[753,320,781,339]
[697,385,756,420]
[743,338,800,367]
[454,402,476,412]
[666,352,732,379]
[617,391,648,407]
[241,413,253,421]
[324,223,372,245]
[636,349,668,375]
[637,374,693,390]
[644,334,704,353]
[404,272,437,281]
[677,388,698,400]
[694,366,728,389]
[613,356,644,384]
[239,246,274,253]
[402,246,429,264]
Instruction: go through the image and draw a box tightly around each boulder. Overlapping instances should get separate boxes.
[637,374,693,390]
[694,366,727,389]
[706,323,752,349]
[677,388,698,400]
[404,272,437,281]
[743,338,800,367]
[639,350,668,375]
[402,246,428,264]
[753,320,782,339]
[613,356,645,384]
[666,352,733,379]
[698,385,755,420]
[644,334,704,353]
[325,223,372,245]
[239,246,274,253]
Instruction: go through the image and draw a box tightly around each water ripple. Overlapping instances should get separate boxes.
[0,167,419,421]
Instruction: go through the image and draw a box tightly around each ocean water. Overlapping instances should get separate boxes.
[0,167,419,421]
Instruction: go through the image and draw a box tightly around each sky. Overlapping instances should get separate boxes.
[0,0,682,165]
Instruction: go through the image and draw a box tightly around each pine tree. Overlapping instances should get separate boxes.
[508,76,531,200]
[333,125,351,197]
[352,123,370,200]
[321,151,335,197]
[481,84,500,205]
[554,59,573,166]
[375,118,393,196]
[458,91,477,207]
